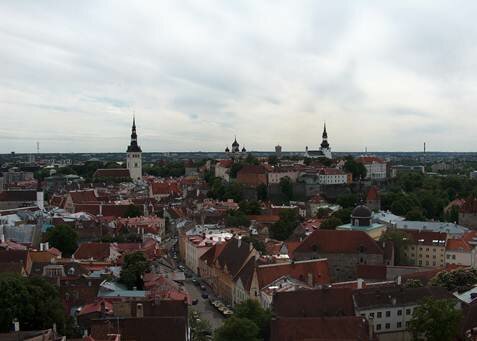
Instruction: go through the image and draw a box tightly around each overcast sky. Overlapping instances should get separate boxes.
[1,1,476,153]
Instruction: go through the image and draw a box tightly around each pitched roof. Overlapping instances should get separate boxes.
[446,238,472,252]
[69,190,98,204]
[356,156,386,164]
[29,251,55,263]
[353,286,453,310]
[270,316,372,341]
[0,190,36,202]
[234,256,256,291]
[404,229,447,246]
[293,230,383,255]
[237,164,267,175]
[150,182,181,196]
[273,288,355,317]
[217,159,234,168]
[257,259,330,289]
[73,243,112,261]
[217,238,253,277]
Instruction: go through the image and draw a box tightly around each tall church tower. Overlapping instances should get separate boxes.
[319,123,332,159]
[126,116,142,181]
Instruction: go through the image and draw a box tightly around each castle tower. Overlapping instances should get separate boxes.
[126,116,142,181]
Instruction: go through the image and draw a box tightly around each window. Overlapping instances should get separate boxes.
[406,321,410,328]
[426,261,429,265]
[369,312,375,318]
[385,323,390,329]
[397,322,402,328]
[447,255,450,259]
[406,308,412,315]
[433,249,436,252]
[426,248,429,251]
[452,255,456,259]
[386,311,391,317]
[376,324,381,331]
[377,312,382,318]
[397,309,402,316]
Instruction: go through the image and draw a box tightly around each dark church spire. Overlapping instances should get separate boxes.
[127,115,142,153]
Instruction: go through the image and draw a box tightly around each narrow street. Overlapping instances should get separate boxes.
[184,280,225,330]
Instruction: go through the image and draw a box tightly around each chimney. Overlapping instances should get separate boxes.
[397,275,402,286]
[307,273,313,287]
[357,278,364,289]
[136,303,144,318]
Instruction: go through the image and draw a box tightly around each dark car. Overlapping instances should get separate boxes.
[201,292,209,299]
[192,279,199,286]
[191,298,199,305]
[200,285,206,291]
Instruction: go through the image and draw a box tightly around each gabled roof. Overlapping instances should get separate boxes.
[217,159,234,168]
[234,256,256,291]
[237,164,267,175]
[216,238,253,277]
[446,238,472,252]
[257,259,330,289]
[273,287,355,317]
[367,186,380,201]
[69,190,98,204]
[293,230,383,255]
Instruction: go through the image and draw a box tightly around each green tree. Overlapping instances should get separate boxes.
[270,209,300,241]
[320,217,342,229]
[239,201,262,215]
[225,210,250,227]
[332,208,352,224]
[119,252,151,290]
[279,176,294,203]
[343,157,367,180]
[268,155,278,166]
[430,268,477,291]
[229,163,244,178]
[380,229,411,265]
[234,299,272,340]
[124,204,142,218]
[241,236,266,254]
[405,208,426,221]
[214,317,260,341]
[0,274,68,335]
[336,194,358,209]
[409,298,461,341]
[256,184,268,201]
[46,224,78,256]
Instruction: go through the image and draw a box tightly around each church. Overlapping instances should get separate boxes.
[225,136,247,159]
[126,116,142,181]
[305,123,332,159]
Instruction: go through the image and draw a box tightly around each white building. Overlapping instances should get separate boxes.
[126,117,142,181]
[318,168,349,185]
[353,287,457,337]
[356,156,387,180]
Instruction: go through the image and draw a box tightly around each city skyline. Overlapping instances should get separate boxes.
[2,1,477,153]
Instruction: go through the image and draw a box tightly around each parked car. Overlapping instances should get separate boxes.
[191,299,199,305]
[201,292,209,299]
[200,285,206,291]
[192,279,199,286]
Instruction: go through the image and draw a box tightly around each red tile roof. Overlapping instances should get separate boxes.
[270,316,372,341]
[237,164,267,175]
[446,238,472,252]
[404,229,447,246]
[69,190,98,204]
[273,287,355,317]
[217,159,234,168]
[257,259,330,288]
[293,230,384,255]
[0,190,36,202]
[367,186,379,201]
[356,156,386,164]
[356,264,387,280]
[73,243,112,261]
[151,182,181,196]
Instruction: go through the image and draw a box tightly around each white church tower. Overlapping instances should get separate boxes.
[126,116,142,181]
